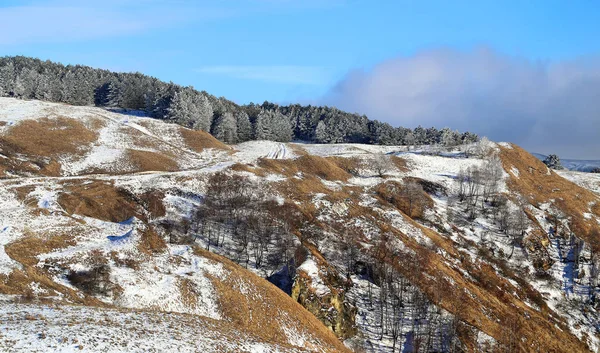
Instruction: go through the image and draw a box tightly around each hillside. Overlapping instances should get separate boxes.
[1,98,600,352]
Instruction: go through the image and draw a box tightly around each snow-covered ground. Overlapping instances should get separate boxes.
[0,299,308,353]
[558,170,600,195]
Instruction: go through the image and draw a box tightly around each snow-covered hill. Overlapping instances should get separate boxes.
[1,98,600,352]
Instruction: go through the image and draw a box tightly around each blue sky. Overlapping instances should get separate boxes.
[1,0,600,158]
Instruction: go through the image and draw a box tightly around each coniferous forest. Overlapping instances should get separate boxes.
[0,56,479,146]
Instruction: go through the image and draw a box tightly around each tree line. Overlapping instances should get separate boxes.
[0,56,479,146]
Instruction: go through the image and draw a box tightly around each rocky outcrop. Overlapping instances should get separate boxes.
[291,260,357,340]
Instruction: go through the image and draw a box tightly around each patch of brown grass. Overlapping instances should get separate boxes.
[177,278,198,309]
[87,117,106,131]
[1,236,106,307]
[229,163,265,176]
[390,155,410,172]
[58,180,138,223]
[327,156,362,176]
[374,180,433,219]
[0,117,97,157]
[5,234,75,266]
[137,190,166,219]
[179,127,230,152]
[126,149,178,172]
[258,155,351,182]
[137,227,167,255]
[12,185,37,203]
[288,144,309,156]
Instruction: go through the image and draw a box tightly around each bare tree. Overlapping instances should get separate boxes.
[402,181,425,218]
[370,153,392,177]
[481,153,503,205]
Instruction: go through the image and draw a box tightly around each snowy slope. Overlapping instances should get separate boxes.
[1,98,599,352]
[0,97,231,177]
[0,299,309,353]
[557,170,600,195]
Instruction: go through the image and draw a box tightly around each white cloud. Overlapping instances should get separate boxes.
[196,65,332,85]
[325,48,600,159]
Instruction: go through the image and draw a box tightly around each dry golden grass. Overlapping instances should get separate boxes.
[137,228,167,255]
[58,180,138,223]
[137,190,167,219]
[12,185,37,203]
[0,117,97,157]
[0,266,106,307]
[373,180,433,219]
[177,278,198,309]
[194,247,351,352]
[179,127,230,152]
[258,155,351,182]
[126,149,178,172]
[390,155,410,172]
[326,156,362,176]
[288,144,309,156]
[5,234,75,267]
[229,163,262,175]
[0,117,100,176]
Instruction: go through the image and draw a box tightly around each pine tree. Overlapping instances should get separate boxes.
[254,110,292,142]
[212,112,238,143]
[543,154,564,170]
[0,60,15,96]
[235,111,253,142]
[105,81,122,107]
[315,120,329,143]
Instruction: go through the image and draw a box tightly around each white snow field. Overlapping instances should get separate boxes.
[0,299,309,353]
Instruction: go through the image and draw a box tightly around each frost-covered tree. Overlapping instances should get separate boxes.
[95,81,121,107]
[413,126,427,145]
[543,154,564,170]
[315,120,328,143]
[235,111,253,142]
[370,121,398,145]
[403,131,416,149]
[0,61,15,96]
[166,88,213,131]
[254,110,292,142]
[212,112,238,143]
[461,131,479,144]
[440,127,461,147]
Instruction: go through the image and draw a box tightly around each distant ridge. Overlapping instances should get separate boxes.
[532,152,600,172]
